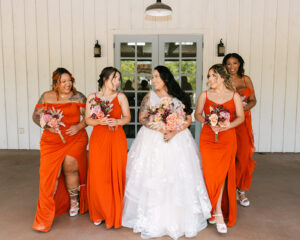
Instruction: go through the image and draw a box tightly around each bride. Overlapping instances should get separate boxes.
[122,66,211,239]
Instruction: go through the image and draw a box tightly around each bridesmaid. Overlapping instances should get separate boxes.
[32,68,88,232]
[86,67,131,228]
[223,53,257,207]
[195,64,244,233]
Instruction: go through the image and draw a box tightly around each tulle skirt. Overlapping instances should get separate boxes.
[122,126,211,240]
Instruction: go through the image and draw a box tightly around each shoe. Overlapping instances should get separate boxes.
[94,221,102,226]
[69,198,79,217]
[208,217,216,224]
[213,214,227,234]
[68,186,80,217]
[237,189,250,207]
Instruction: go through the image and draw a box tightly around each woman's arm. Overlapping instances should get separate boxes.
[106,93,131,127]
[194,92,206,123]
[32,93,45,127]
[219,93,244,132]
[244,76,256,111]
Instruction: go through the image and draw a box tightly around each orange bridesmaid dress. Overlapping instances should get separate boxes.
[33,102,89,232]
[200,91,237,227]
[235,77,256,190]
[87,93,127,228]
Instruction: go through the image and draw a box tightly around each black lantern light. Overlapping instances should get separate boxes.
[94,40,101,57]
[217,39,225,57]
[145,0,172,17]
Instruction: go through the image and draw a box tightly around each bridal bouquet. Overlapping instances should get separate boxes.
[204,104,230,142]
[147,98,187,138]
[89,96,114,130]
[40,107,66,143]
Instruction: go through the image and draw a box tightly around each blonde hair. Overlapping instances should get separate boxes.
[207,64,235,91]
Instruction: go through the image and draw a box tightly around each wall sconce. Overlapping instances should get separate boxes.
[217,39,225,57]
[94,40,101,57]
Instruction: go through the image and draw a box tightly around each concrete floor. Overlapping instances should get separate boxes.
[0,150,299,240]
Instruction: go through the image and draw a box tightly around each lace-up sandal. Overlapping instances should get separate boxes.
[68,186,80,217]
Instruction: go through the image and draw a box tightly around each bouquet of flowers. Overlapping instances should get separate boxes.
[89,96,114,130]
[40,107,66,143]
[89,97,113,120]
[204,104,230,142]
[147,97,187,141]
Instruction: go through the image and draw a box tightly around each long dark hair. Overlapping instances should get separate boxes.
[98,67,122,89]
[222,53,245,77]
[155,65,192,115]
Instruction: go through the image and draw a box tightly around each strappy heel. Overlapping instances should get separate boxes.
[237,189,250,207]
[213,213,227,234]
[68,186,80,217]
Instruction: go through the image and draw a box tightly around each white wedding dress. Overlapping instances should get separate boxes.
[122,91,211,240]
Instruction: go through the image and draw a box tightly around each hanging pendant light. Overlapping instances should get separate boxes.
[145,0,172,17]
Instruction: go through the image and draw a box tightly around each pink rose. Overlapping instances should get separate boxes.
[209,114,218,127]
[96,111,105,119]
[166,113,177,130]
[43,113,51,122]
[49,118,58,128]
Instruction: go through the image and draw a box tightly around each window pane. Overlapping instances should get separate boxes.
[121,60,135,74]
[137,92,148,106]
[137,124,142,133]
[123,125,135,138]
[121,43,135,57]
[122,76,135,90]
[165,60,179,74]
[124,92,135,107]
[189,124,195,138]
[137,42,152,57]
[137,76,152,91]
[182,42,196,57]
[130,108,135,122]
[165,42,179,57]
[181,60,196,74]
[181,76,196,90]
[185,91,196,107]
[137,60,152,74]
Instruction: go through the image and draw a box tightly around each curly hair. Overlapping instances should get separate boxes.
[52,68,77,100]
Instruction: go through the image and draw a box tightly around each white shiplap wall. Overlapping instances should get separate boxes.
[0,0,299,152]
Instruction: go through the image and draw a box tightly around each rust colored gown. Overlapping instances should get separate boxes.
[200,91,237,227]
[87,93,127,228]
[32,102,89,232]
[236,77,256,190]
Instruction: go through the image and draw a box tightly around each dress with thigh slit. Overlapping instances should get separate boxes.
[200,91,237,227]
[32,102,88,232]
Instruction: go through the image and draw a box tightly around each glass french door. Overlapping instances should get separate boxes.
[114,35,203,147]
